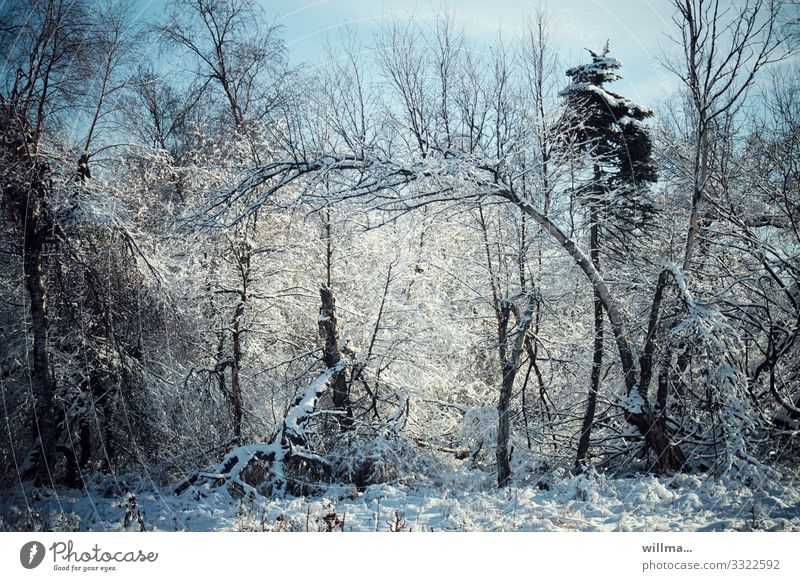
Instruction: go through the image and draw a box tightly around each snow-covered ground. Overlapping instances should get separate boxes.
[2,463,799,532]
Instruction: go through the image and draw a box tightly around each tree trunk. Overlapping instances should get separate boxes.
[23,224,58,484]
[683,126,708,271]
[319,285,351,425]
[576,211,603,471]
[2,108,60,482]
[231,301,244,442]
[229,231,252,443]
[496,296,536,487]
[496,360,515,487]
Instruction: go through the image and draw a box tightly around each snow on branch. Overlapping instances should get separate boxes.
[175,363,345,498]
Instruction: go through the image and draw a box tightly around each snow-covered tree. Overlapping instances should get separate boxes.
[559,45,658,470]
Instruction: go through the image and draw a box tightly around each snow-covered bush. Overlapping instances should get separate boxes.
[331,428,419,490]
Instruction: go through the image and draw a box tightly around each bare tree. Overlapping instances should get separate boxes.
[77,0,143,180]
[159,0,288,151]
[1,0,96,483]
[663,0,787,271]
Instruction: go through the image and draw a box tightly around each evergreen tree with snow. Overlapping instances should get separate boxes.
[560,42,658,242]
[560,44,658,471]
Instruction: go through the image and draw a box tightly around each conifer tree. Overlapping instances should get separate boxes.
[559,44,658,470]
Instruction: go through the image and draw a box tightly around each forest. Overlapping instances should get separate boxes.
[1,0,799,531]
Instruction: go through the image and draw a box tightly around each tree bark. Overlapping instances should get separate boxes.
[229,230,253,443]
[576,208,603,471]
[496,296,536,487]
[496,360,515,487]
[683,126,709,271]
[496,302,513,487]
[23,201,58,484]
[319,285,351,425]
[231,301,244,442]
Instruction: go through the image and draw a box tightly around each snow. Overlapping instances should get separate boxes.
[619,388,645,414]
[564,57,623,84]
[171,364,349,499]
[560,81,654,119]
[284,364,344,438]
[560,82,622,108]
[617,115,646,130]
[3,467,798,532]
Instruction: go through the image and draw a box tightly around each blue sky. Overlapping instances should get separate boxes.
[133,0,685,107]
[269,0,682,105]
